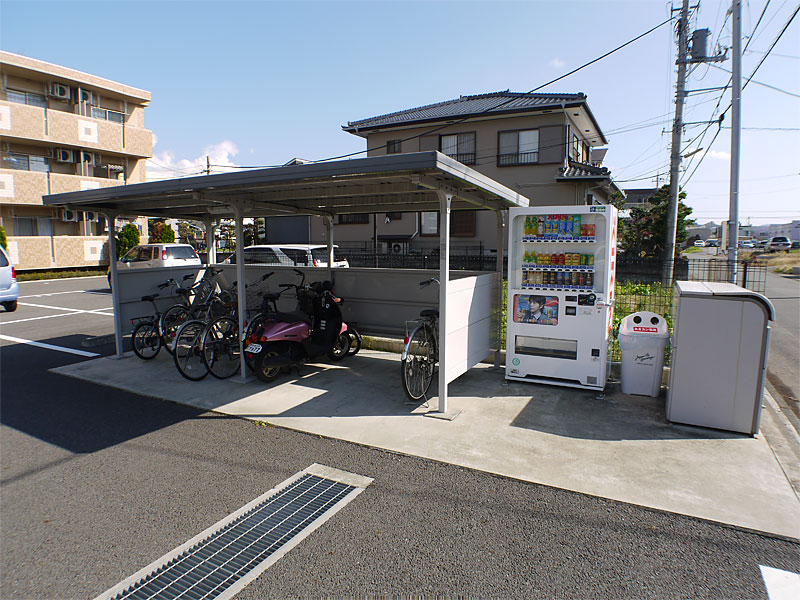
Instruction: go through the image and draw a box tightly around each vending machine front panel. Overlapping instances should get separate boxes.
[505,206,617,390]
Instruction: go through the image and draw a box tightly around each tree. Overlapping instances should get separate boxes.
[0,225,7,250]
[149,220,175,243]
[116,223,140,259]
[618,185,694,258]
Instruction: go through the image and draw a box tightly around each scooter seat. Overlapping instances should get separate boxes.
[273,311,312,325]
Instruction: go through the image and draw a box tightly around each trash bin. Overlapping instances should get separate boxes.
[618,311,670,397]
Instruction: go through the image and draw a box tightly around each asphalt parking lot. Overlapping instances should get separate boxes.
[1,276,798,599]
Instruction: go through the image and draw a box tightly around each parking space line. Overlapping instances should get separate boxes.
[0,334,100,357]
[20,290,108,299]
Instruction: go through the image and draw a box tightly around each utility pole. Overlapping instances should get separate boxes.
[728,0,742,282]
[205,156,211,176]
[663,0,690,286]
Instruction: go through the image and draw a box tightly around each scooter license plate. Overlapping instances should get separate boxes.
[245,343,262,353]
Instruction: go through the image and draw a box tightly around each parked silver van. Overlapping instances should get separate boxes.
[223,245,349,268]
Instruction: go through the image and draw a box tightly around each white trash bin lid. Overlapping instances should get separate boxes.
[619,311,670,338]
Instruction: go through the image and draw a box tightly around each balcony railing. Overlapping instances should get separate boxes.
[498,151,539,166]
[444,152,476,165]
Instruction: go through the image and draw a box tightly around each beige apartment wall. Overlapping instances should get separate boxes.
[128,105,145,128]
[6,235,109,270]
[49,172,123,194]
[0,169,48,204]
[127,158,146,183]
[123,125,153,157]
[1,100,45,138]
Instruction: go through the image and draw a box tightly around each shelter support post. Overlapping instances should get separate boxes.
[436,189,452,415]
[103,211,124,357]
[325,216,334,280]
[495,209,505,369]
[232,202,248,382]
[203,218,217,264]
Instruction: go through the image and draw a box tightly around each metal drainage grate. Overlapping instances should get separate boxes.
[96,464,373,600]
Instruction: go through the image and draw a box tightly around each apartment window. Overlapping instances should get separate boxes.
[498,129,539,166]
[7,89,47,108]
[3,152,49,172]
[440,132,476,165]
[338,213,370,225]
[387,140,402,154]
[13,217,39,236]
[386,212,402,221]
[91,107,125,123]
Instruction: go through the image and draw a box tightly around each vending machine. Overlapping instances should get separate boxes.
[505,205,618,390]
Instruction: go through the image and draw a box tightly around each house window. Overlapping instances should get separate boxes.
[440,132,476,165]
[93,162,125,180]
[386,212,402,221]
[571,134,580,161]
[2,152,49,172]
[338,213,370,225]
[420,212,439,235]
[91,107,125,123]
[498,129,539,166]
[451,211,476,237]
[387,140,402,154]
[7,89,48,108]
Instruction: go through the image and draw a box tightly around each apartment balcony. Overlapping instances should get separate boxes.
[0,100,153,158]
[0,168,127,206]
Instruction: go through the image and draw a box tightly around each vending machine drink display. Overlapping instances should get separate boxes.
[506,205,618,390]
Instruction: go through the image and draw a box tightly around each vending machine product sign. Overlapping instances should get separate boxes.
[505,205,618,390]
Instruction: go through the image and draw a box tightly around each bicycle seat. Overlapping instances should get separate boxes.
[141,295,157,302]
[420,309,439,318]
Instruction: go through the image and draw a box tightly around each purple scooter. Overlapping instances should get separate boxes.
[246,272,350,383]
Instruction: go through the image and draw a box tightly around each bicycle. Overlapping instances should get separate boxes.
[129,275,199,360]
[159,268,227,352]
[399,277,439,403]
[172,273,274,380]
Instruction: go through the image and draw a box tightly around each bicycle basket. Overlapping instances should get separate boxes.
[190,280,215,308]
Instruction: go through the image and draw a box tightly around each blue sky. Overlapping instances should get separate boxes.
[2,0,798,226]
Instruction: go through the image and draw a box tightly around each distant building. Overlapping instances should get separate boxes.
[0,51,153,269]
[751,220,800,242]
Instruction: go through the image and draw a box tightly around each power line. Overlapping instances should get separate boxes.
[708,62,800,96]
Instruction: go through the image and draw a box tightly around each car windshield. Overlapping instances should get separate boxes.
[311,248,335,263]
[167,246,198,259]
[122,247,140,261]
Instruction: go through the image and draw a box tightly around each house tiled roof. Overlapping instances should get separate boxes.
[344,91,588,131]
[557,159,611,180]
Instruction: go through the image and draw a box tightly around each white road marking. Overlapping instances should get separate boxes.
[18,301,112,315]
[761,565,800,600]
[20,290,108,298]
[0,334,99,357]
[0,312,108,326]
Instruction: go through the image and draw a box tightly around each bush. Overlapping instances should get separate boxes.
[150,221,175,243]
[116,223,140,259]
[0,225,7,250]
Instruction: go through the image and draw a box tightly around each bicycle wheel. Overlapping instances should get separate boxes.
[160,304,191,354]
[172,320,209,381]
[327,332,351,362]
[131,321,161,360]
[202,317,240,379]
[400,324,436,402]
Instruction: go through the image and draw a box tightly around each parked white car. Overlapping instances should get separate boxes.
[223,244,349,268]
[108,243,202,287]
[0,245,19,312]
[693,240,705,247]
[767,236,791,252]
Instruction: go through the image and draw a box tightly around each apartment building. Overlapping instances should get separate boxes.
[303,91,620,253]
[0,51,153,269]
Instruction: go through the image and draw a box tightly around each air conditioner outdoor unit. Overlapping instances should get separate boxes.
[62,209,79,222]
[54,148,74,163]
[79,90,94,104]
[80,152,95,166]
[83,211,99,222]
[50,83,71,100]
[391,243,404,254]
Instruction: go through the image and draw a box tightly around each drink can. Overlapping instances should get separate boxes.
[586,272,593,288]
[587,224,596,238]
[587,253,594,267]
[558,252,565,265]
[579,272,586,287]
[572,215,581,238]
[572,271,579,286]
[538,216,545,238]
[551,252,558,265]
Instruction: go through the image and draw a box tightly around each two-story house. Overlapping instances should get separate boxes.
[292,91,619,254]
[0,51,153,270]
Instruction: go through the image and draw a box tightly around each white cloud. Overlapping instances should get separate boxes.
[146,140,240,181]
[708,150,731,160]
[549,57,565,69]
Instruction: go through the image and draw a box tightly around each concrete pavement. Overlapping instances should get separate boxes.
[53,347,800,540]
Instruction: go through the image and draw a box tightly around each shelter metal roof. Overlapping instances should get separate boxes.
[43,152,529,219]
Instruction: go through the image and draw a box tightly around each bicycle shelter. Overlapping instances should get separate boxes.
[43,151,530,415]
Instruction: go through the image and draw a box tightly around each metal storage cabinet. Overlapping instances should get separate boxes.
[667,281,774,435]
